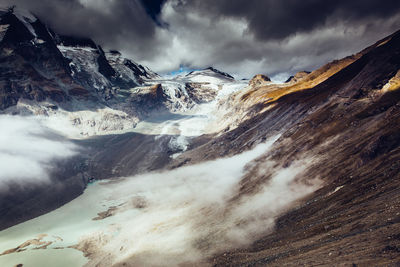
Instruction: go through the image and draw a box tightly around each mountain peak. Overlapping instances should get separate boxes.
[249,74,271,87]
[204,67,234,79]
[285,71,311,83]
[0,6,38,44]
[0,5,37,26]
[185,67,234,81]
[56,35,97,49]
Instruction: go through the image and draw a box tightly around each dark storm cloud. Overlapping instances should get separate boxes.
[1,0,166,58]
[175,0,400,40]
[157,0,400,79]
[1,0,400,79]
[139,0,167,26]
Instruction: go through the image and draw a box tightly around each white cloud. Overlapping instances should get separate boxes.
[73,135,320,266]
[3,0,400,79]
[0,115,77,188]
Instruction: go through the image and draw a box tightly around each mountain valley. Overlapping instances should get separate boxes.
[0,6,400,267]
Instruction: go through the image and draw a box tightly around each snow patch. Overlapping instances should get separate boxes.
[0,24,9,42]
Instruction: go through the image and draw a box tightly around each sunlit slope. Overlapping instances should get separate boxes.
[240,30,399,105]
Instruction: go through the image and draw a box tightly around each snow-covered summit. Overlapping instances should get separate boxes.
[0,6,247,137]
[185,67,235,83]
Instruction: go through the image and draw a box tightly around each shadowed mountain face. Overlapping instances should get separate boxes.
[0,8,159,110]
[0,10,73,108]
[0,5,400,266]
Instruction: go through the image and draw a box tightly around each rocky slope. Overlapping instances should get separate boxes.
[284,71,310,83]
[188,30,400,265]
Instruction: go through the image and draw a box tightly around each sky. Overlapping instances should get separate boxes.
[2,0,400,80]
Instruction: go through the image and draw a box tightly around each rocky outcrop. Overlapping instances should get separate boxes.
[127,83,170,116]
[186,67,235,81]
[285,70,310,83]
[249,74,271,87]
[0,9,76,109]
[185,82,218,103]
[204,67,234,80]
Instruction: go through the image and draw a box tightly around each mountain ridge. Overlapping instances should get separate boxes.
[0,7,159,110]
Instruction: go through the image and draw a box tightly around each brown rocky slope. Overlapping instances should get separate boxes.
[168,30,400,265]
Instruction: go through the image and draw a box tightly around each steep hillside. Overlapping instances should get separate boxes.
[203,30,400,265]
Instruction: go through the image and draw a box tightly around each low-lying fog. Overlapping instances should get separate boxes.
[0,134,320,266]
[0,81,320,266]
[0,115,77,191]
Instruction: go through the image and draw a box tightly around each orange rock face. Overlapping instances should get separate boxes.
[249,74,271,87]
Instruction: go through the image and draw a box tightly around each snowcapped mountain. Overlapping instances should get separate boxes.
[0,7,243,136]
[56,38,160,100]
[0,7,160,107]
[185,67,234,81]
